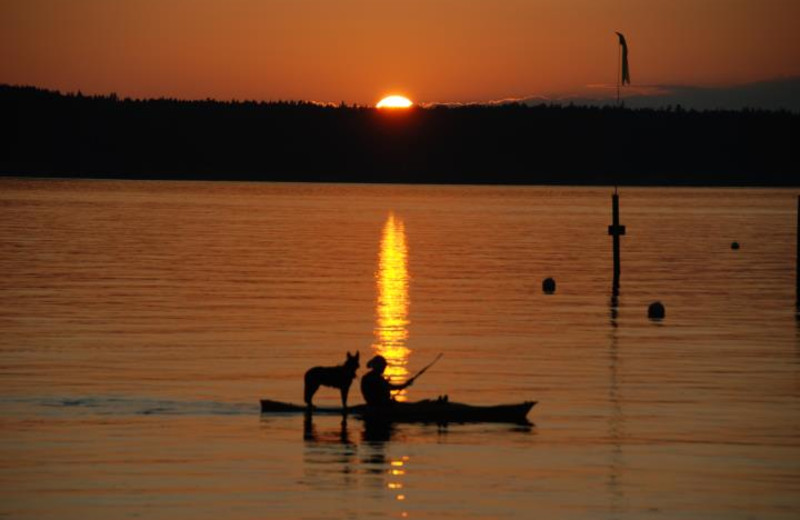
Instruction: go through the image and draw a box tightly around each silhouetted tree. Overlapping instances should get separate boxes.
[1,84,797,185]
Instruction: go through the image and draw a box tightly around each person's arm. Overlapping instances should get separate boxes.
[389,378,414,391]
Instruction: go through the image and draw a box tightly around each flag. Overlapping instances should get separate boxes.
[615,32,630,85]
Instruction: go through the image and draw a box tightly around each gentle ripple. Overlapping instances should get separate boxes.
[0,179,798,519]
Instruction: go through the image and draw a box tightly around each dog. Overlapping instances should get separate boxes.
[304,351,360,410]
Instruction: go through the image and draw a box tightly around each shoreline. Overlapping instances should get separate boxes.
[3,84,798,187]
[2,174,798,188]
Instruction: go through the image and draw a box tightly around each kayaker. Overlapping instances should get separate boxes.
[360,355,413,406]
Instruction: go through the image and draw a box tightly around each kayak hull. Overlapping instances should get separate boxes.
[260,399,535,424]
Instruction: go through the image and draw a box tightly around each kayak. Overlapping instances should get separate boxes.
[260,398,536,424]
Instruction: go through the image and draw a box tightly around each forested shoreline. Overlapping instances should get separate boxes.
[2,85,797,186]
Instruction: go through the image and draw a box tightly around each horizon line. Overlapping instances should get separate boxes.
[3,77,799,114]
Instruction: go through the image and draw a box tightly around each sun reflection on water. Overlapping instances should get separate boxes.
[373,213,411,400]
[372,214,412,512]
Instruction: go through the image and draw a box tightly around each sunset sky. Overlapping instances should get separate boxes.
[2,0,799,106]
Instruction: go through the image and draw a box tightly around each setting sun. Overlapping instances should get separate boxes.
[376,95,413,109]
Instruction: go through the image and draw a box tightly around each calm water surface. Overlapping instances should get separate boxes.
[0,179,798,519]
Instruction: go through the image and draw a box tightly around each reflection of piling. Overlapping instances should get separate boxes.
[609,284,620,326]
[608,189,626,288]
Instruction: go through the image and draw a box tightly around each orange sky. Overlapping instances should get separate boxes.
[2,0,799,105]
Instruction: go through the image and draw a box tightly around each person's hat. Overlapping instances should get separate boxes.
[367,355,387,369]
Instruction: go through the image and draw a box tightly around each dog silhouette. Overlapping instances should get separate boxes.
[304,351,360,410]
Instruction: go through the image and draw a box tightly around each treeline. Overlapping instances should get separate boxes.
[1,84,797,185]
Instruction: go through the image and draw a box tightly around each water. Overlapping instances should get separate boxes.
[1,179,798,519]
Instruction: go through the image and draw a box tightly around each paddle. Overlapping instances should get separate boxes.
[406,353,443,386]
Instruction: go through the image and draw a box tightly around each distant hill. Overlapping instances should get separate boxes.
[1,84,797,186]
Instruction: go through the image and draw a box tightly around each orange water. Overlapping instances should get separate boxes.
[1,179,798,519]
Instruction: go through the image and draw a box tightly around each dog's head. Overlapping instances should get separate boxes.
[344,351,360,374]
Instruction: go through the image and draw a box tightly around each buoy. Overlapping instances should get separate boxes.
[648,301,666,320]
[542,277,556,294]
[731,241,740,250]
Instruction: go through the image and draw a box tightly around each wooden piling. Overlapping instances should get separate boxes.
[608,189,626,288]
[796,195,799,307]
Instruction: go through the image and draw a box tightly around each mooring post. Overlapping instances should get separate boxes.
[796,195,799,308]
[608,188,626,288]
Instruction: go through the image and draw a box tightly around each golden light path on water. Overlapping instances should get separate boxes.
[373,213,411,401]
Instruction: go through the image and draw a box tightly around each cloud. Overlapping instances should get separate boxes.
[516,77,800,112]
[630,77,800,112]
[419,95,551,108]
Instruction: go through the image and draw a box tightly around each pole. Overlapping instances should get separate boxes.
[612,192,621,283]
[617,42,621,105]
[796,195,799,308]
[608,188,626,288]
[408,353,443,385]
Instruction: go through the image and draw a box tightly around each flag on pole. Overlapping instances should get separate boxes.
[615,32,630,85]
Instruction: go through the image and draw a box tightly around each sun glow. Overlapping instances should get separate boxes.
[376,95,413,109]
[374,213,411,400]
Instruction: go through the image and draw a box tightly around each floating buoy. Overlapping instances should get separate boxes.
[731,241,740,250]
[648,301,666,320]
[542,277,556,294]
